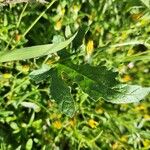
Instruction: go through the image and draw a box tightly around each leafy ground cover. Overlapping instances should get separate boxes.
[0,0,150,149]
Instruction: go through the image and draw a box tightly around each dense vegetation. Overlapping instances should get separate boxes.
[0,0,150,149]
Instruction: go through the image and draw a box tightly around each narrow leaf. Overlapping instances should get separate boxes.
[121,51,150,62]
[140,0,150,8]
[0,32,77,62]
[50,69,75,117]
[0,110,13,117]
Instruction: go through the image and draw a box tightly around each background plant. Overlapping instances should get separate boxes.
[0,0,150,150]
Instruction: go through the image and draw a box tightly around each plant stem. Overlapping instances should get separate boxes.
[22,1,55,37]
[11,0,56,50]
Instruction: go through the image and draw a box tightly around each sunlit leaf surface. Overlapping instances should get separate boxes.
[50,69,75,117]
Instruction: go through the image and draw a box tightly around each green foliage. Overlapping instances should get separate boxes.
[140,0,150,8]
[29,65,51,83]
[0,33,77,62]
[106,84,150,103]
[50,69,75,117]
[57,63,119,101]
[57,63,150,105]
[1,44,148,116]
[25,138,33,150]
[0,0,150,149]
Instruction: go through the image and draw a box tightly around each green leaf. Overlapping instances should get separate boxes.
[29,65,51,83]
[0,32,77,62]
[72,24,89,50]
[121,51,150,62]
[0,110,13,117]
[140,131,150,139]
[50,69,75,117]
[25,139,33,150]
[57,62,118,101]
[16,145,22,150]
[10,122,19,130]
[52,35,65,44]
[32,119,42,129]
[21,101,41,112]
[65,25,72,38]
[57,62,150,103]
[106,84,150,103]
[140,0,150,8]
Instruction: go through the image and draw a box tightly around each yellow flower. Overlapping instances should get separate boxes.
[134,104,148,114]
[95,108,103,114]
[88,119,98,128]
[3,73,12,79]
[112,142,119,150]
[85,40,94,62]
[54,20,62,31]
[120,135,128,142]
[46,60,54,65]
[53,120,62,129]
[73,5,80,14]
[86,40,94,56]
[135,104,145,111]
[69,119,76,127]
[142,139,150,148]
[121,75,132,82]
[131,13,143,21]
[121,31,128,40]
[22,65,29,73]
[50,113,62,120]
[144,114,150,119]
[15,34,21,42]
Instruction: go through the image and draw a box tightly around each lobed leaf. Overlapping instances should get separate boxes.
[57,62,119,101]
[50,69,75,117]
[57,62,150,103]
[0,32,77,62]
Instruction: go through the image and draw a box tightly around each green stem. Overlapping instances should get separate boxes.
[22,0,56,38]
[4,3,28,51]
[11,0,56,50]
[17,3,28,28]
